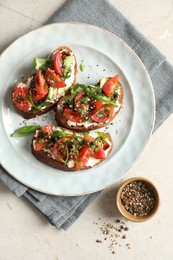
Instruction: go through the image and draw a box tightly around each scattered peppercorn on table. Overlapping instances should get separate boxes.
[0,1,173,260]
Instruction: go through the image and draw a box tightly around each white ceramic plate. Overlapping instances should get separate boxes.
[0,23,155,196]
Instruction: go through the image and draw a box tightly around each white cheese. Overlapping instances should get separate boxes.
[67,118,98,127]
[67,160,75,168]
[25,76,33,86]
[85,157,100,167]
[56,87,66,99]
[89,132,99,139]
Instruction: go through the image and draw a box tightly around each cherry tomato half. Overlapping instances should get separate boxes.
[52,142,67,162]
[90,100,103,114]
[75,92,87,108]
[92,146,105,160]
[32,91,47,102]
[42,125,52,135]
[75,145,92,169]
[34,70,48,96]
[34,140,47,151]
[64,108,85,123]
[13,86,31,112]
[91,104,115,123]
[45,68,66,88]
[84,135,105,159]
[53,51,63,77]
[102,75,119,97]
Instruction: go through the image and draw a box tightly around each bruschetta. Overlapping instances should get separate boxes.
[32,125,113,171]
[55,75,124,131]
[12,46,77,119]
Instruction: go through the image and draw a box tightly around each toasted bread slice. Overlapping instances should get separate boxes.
[32,125,113,171]
[55,76,124,131]
[12,46,77,119]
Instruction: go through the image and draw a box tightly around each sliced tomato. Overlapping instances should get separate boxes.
[13,86,31,112]
[42,125,52,135]
[92,146,105,160]
[34,140,47,151]
[64,108,85,123]
[52,136,73,162]
[75,92,87,108]
[34,70,48,96]
[90,100,103,114]
[52,142,67,162]
[75,145,92,169]
[32,90,47,101]
[57,136,72,143]
[74,91,89,116]
[45,68,66,88]
[53,51,63,77]
[91,104,115,123]
[102,75,119,97]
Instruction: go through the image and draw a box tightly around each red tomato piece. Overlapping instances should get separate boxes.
[75,145,92,169]
[64,108,85,123]
[34,140,47,151]
[32,91,47,102]
[45,68,66,88]
[53,51,63,77]
[42,125,52,135]
[52,136,73,162]
[91,104,115,123]
[52,142,67,162]
[13,86,31,112]
[35,70,48,96]
[90,100,103,114]
[75,92,87,108]
[74,92,89,116]
[92,146,105,160]
[102,75,119,97]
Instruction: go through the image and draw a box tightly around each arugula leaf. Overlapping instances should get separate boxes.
[28,95,50,112]
[52,130,66,138]
[81,97,89,103]
[71,84,118,107]
[33,57,53,71]
[91,144,98,151]
[11,125,41,137]
[96,132,109,141]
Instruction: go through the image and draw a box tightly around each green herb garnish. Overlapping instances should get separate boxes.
[96,132,109,141]
[71,84,118,107]
[98,112,105,118]
[33,57,53,71]
[11,125,41,137]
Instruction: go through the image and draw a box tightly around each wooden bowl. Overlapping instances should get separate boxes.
[116,177,160,222]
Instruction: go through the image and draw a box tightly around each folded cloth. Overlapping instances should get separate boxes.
[1,0,173,229]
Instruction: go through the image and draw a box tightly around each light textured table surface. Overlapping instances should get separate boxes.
[0,1,173,259]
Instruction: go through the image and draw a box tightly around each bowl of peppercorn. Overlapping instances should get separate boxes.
[116,177,160,222]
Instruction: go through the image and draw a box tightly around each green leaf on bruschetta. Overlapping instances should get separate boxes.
[33,57,53,71]
[11,125,41,137]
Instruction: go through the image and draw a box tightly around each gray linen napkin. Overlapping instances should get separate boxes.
[1,0,173,229]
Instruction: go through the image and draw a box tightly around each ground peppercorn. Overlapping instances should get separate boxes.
[121,181,155,217]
